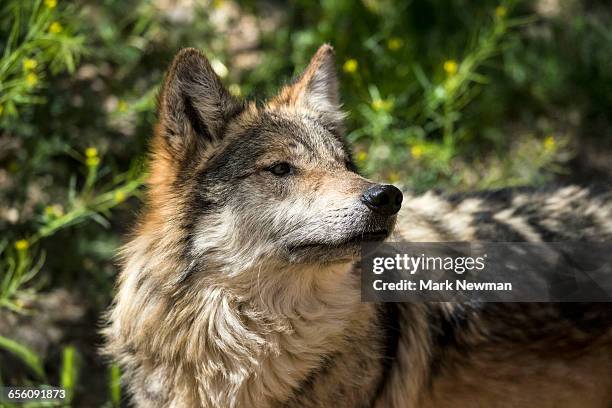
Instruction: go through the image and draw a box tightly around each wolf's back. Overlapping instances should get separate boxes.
[395,184,612,242]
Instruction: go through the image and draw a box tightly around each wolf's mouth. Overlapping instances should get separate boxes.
[288,229,390,252]
[345,229,389,243]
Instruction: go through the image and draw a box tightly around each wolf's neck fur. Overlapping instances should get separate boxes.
[223,262,370,404]
[108,220,395,407]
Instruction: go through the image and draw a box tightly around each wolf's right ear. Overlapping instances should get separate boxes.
[158,48,242,154]
[270,44,345,137]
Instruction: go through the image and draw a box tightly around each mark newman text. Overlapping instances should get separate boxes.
[373,279,513,291]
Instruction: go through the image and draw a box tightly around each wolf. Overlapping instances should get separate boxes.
[103,45,612,407]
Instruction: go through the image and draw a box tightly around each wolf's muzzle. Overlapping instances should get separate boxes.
[361,184,403,216]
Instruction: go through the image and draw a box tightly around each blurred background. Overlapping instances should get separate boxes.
[1,0,611,406]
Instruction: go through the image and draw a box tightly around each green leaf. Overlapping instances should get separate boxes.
[0,335,45,380]
[109,363,121,407]
[60,345,79,403]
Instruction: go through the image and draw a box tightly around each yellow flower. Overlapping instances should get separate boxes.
[22,58,38,71]
[544,135,556,151]
[372,99,384,111]
[443,60,459,76]
[213,0,224,8]
[117,99,128,113]
[49,22,62,34]
[388,171,401,183]
[495,5,507,18]
[85,145,100,166]
[343,59,358,74]
[45,204,64,218]
[14,239,29,251]
[411,145,424,159]
[85,147,98,158]
[210,59,228,78]
[356,151,368,162]
[387,37,403,51]
[228,84,241,97]
[371,98,393,111]
[114,191,126,203]
[26,72,38,87]
[86,156,100,167]
[44,206,54,217]
[45,0,57,9]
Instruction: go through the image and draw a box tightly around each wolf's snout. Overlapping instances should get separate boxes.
[361,184,403,216]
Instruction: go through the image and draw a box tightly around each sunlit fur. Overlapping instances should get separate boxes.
[104,45,612,407]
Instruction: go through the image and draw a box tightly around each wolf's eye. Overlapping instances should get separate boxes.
[267,162,293,176]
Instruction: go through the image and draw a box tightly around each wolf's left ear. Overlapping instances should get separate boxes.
[158,48,242,155]
[273,44,345,135]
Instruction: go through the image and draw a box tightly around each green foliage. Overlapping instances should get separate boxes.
[0,238,45,312]
[238,0,581,190]
[108,364,121,408]
[0,0,84,118]
[60,345,78,403]
[0,339,84,407]
[0,334,45,380]
[0,148,144,312]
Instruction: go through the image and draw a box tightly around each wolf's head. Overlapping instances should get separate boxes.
[148,45,401,273]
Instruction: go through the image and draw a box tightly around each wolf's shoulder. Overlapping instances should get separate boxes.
[396,184,612,241]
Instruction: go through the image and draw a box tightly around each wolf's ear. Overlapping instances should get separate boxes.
[158,48,242,154]
[273,44,345,135]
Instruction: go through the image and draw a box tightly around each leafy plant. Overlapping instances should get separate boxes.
[1,148,144,312]
[0,334,45,380]
[60,345,78,404]
[0,0,84,118]
[108,364,121,408]
[0,338,86,407]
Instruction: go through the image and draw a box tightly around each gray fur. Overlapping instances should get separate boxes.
[103,46,612,408]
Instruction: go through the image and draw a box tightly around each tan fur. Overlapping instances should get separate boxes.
[104,45,612,407]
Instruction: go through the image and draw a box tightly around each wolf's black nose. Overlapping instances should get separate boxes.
[361,184,403,216]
